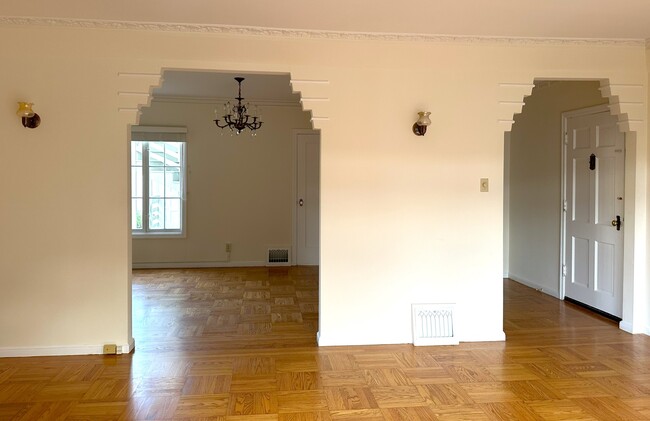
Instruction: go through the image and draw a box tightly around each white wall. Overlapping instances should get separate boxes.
[0,23,647,355]
[647,44,650,335]
[508,82,607,297]
[133,99,312,266]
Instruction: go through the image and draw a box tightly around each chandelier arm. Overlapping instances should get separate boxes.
[245,121,263,130]
[214,119,230,129]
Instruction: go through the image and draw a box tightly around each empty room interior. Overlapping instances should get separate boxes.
[1,1,650,420]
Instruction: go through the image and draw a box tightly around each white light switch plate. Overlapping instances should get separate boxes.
[480,178,489,192]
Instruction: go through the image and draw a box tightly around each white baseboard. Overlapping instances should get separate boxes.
[508,273,560,299]
[503,272,509,278]
[132,260,266,269]
[619,320,634,333]
[317,329,506,347]
[0,339,134,358]
[619,320,650,336]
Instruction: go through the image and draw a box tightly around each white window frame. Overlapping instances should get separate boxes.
[131,126,187,238]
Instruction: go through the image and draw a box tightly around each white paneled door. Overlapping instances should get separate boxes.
[296,131,320,265]
[564,107,624,318]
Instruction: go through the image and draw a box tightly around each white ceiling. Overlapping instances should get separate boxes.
[1,0,650,40]
[152,71,299,103]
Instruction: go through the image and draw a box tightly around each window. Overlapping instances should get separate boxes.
[131,126,186,236]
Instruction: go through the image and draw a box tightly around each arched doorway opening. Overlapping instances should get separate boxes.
[123,69,325,351]
[502,78,644,332]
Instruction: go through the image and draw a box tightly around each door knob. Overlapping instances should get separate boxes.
[611,215,621,231]
[298,199,304,207]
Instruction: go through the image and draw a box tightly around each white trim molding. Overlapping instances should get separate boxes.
[317,330,506,347]
[508,273,561,299]
[132,260,266,269]
[0,340,134,358]
[619,320,633,334]
[619,320,650,336]
[0,16,645,46]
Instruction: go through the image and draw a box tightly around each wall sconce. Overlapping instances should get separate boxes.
[412,111,431,136]
[16,102,41,129]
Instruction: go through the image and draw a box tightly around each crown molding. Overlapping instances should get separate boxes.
[0,16,646,47]
[151,95,302,107]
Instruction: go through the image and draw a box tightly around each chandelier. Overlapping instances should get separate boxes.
[214,77,263,135]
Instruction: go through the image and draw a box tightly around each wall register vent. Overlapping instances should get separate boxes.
[267,248,290,266]
[412,303,459,346]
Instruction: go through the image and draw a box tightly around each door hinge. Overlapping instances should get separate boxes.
[564,131,568,145]
[563,200,567,212]
[562,264,567,277]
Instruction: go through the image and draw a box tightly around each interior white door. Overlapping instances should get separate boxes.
[296,132,320,265]
[565,109,624,317]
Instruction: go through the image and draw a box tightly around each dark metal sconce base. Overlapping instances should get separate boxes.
[413,123,427,136]
[22,113,41,129]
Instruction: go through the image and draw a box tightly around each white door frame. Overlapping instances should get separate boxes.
[560,104,624,308]
[291,129,320,265]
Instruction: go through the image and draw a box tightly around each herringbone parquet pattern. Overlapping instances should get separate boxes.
[1,267,649,420]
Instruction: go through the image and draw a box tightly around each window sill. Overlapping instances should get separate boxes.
[132,231,185,239]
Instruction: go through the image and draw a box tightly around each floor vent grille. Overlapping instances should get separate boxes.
[267,248,290,266]
[412,303,459,346]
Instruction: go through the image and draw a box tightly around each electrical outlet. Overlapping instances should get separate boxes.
[225,242,232,253]
[103,344,117,355]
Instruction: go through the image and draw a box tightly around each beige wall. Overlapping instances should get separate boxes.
[507,81,607,297]
[0,23,647,354]
[133,100,312,266]
[647,44,650,335]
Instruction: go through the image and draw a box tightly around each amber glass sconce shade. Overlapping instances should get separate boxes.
[16,102,41,129]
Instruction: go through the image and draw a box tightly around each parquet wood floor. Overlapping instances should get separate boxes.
[1,267,650,420]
